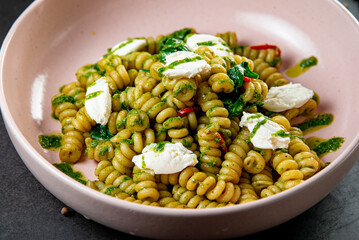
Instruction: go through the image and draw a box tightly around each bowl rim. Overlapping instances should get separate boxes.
[1,0,359,217]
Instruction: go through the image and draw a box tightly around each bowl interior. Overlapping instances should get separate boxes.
[1,0,359,201]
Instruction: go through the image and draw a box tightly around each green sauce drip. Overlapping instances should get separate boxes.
[196,41,217,46]
[104,39,134,58]
[39,134,62,149]
[141,155,146,169]
[247,113,262,120]
[53,163,86,185]
[250,119,268,139]
[299,56,318,68]
[306,137,345,157]
[296,113,334,135]
[85,90,103,101]
[52,95,74,106]
[158,56,203,77]
[154,141,170,153]
[286,56,318,78]
[272,130,290,138]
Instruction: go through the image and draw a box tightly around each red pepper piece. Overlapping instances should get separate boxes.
[250,44,281,57]
[215,132,228,152]
[177,107,200,117]
[243,76,253,82]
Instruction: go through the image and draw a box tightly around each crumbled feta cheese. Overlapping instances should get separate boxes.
[239,112,290,150]
[110,38,146,56]
[132,142,198,174]
[162,51,211,79]
[262,83,314,112]
[84,77,111,125]
[185,34,233,57]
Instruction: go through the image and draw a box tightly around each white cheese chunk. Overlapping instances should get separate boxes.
[132,142,198,174]
[162,51,211,79]
[262,83,314,112]
[110,38,146,56]
[185,34,233,57]
[239,112,290,150]
[84,77,111,125]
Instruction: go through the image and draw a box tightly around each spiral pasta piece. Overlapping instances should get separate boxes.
[111,139,137,176]
[75,63,103,88]
[270,150,304,190]
[60,82,86,109]
[218,128,251,184]
[72,106,97,133]
[120,51,158,71]
[238,171,259,204]
[208,72,234,93]
[243,150,266,174]
[133,166,160,202]
[288,135,322,179]
[241,79,268,104]
[251,165,274,195]
[233,45,281,68]
[116,192,160,207]
[216,31,238,48]
[85,137,115,162]
[51,93,84,163]
[260,180,285,198]
[253,59,289,88]
[197,82,231,130]
[197,122,223,174]
[172,185,239,208]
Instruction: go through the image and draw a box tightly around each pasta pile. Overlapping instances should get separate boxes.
[49,28,325,208]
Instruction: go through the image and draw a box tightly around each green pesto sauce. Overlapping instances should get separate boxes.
[89,140,99,148]
[51,112,59,121]
[246,113,262,120]
[250,118,268,139]
[173,83,197,97]
[119,139,134,145]
[53,163,86,185]
[286,56,318,78]
[156,127,169,137]
[196,41,217,46]
[158,56,203,77]
[163,116,182,128]
[85,90,103,101]
[272,129,290,138]
[141,155,146,169]
[153,141,170,153]
[218,78,235,86]
[116,117,127,129]
[99,146,109,156]
[296,113,334,135]
[267,56,281,67]
[306,136,345,157]
[51,95,74,106]
[39,134,62,150]
[90,124,114,141]
[181,139,192,148]
[104,186,117,195]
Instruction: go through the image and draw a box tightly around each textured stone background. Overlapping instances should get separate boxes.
[1,0,358,239]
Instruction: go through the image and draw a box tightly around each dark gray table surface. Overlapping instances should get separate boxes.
[1,0,359,239]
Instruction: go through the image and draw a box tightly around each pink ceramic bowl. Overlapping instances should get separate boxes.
[1,0,359,239]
